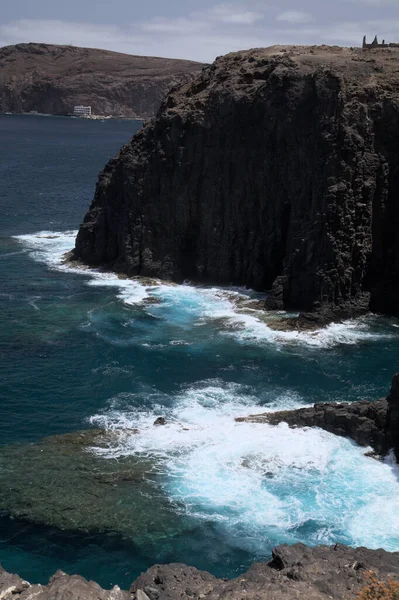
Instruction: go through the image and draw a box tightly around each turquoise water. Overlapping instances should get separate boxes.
[1,114,399,589]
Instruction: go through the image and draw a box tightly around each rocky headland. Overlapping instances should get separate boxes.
[2,543,399,599]
[0,43,204,118]
[73,44,399,323]
[238,372,399,460]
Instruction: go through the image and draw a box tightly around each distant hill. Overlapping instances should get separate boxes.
[0,43,204,118]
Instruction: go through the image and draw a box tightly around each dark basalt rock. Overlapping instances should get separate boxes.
[3,543,399,599]
[237,373,399,460]
[236,398,389,453]
[386,373,399,458]
[74,45,399,319]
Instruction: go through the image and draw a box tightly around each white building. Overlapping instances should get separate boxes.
[73,105,92,117]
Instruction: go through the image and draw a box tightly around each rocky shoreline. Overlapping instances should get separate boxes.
[237,373,399,460]
[6,44,399,595]
[2,542,399,599]
[1,376,399,599]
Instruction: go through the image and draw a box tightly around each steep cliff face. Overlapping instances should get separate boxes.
[74,45,399,317]
[0,43,203,118]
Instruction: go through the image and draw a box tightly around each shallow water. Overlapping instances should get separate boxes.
[1,114,399,589]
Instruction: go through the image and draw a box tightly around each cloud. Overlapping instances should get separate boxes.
[141,18,205,35]
[0,19,130,49]
[208,5,264,25]
[276,11,314,24]
[0,17,268,63]
[1,2,399,63]
[141,4,264,35]
[344,0,396,4]
[0,4,269,63]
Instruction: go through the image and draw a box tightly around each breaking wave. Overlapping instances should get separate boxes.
[13,230,396,349]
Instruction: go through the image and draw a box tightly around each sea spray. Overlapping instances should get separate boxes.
[14,231,395,349]
[89,379,399,554]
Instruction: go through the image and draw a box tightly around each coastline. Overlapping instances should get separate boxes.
[1,111,145,122]
[3,51,399,596]
[3,542,399,599]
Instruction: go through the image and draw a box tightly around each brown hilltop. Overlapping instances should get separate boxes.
[0,42,204,118]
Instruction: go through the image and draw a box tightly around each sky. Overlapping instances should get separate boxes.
[1,0,399,63]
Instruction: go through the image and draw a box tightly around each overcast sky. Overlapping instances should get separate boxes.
[1,0,399,63]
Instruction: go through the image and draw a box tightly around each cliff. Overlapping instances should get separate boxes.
[0,43,204,118]
[2,543,399,599]
[74,45,399,320]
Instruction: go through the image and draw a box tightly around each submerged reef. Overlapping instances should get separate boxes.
[0,429,187,541]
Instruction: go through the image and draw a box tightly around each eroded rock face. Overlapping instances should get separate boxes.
[386,373,399,458]
[74,45,399,319]
[2,543,399,599]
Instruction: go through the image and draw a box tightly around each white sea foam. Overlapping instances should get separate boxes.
[14,230,77,266]
[13,230,396,348]
[13,231,149,305]
[0,250,25,259]
[14,230,399,553]
[90,379,399,553]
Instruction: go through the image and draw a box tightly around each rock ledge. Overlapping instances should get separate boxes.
[3,543,399,599]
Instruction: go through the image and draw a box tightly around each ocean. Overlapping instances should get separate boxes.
[1,114,399,590]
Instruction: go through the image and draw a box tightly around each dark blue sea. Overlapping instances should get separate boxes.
[1,114,399,590]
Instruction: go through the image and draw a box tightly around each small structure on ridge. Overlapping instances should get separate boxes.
[362,35,399,49]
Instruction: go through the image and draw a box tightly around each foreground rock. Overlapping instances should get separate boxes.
[0,567,129,600]
[74,44,399,320]
[237,373,399,460]
[2,543,399,599]
[0,43,203,118]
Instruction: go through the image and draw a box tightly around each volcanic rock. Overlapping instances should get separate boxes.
[386,372,399,458]
[3,543,399,599]
[0,43,204,118]
[237,373,399,460]
[236,398,389,453]
[74,44,399,320]
[0,566,129,600]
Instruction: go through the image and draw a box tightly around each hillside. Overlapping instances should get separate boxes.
[0,43,204,118]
